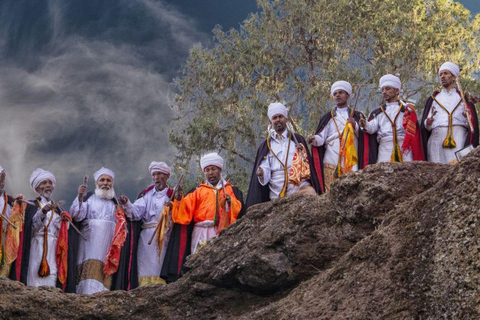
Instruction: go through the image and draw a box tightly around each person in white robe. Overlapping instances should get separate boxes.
[26,168,61,287]
[70,167,119,294]
[256,102,316,199]
[307,81,361,192]
[421,62,476,164]
[120,161,172,286]
[360,74,414,163]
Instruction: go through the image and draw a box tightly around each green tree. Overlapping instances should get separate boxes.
[170,0,480,191]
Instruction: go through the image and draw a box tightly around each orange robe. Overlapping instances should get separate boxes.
[172,183,241,229]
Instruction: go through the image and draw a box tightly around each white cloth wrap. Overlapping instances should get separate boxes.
[439,62,460,77]
[149,162,171,175]
[379,74,401,89]
[267,102,288,120]
[29,168,56,192]
[191,220,217,254]
[94,167,115,182]
[331,81,352,96]
[27,232,58,287]
[200,153,224,170]
[427,126,467,164]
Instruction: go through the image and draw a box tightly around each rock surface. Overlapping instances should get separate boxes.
[2,149,480,319]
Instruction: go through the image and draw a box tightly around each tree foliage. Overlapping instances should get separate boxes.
[170,0,480,191]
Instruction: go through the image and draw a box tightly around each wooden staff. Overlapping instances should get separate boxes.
[221,174,229,214]
[0,211,17,229]
[148,173,185,245]
[456,77,475,132]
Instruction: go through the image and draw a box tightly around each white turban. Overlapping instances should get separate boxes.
[200,153,224,171]
[0,165,4,173]
[30,168,56,192]
[94,167,115,182]
[149,161,171,175]
[331,81,352,96]
[438,62,460,77]
[379,74,401,90]
[267,102,288,121]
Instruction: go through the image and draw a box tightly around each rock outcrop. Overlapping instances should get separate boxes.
[3,149,480,319]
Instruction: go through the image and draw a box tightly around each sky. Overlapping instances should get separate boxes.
[0,0,477,205]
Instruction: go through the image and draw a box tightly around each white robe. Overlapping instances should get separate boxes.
[364,102,413,163]
[27,197,61,287]
[258,130,311,199]
[312,107,359,170]
[70,194,117,294]
[124,187,170,285]
[424,89,468,164]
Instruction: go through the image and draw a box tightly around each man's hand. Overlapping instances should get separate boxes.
[296,142,306,152]
[256,167,264,178]
[174,187,183,201]
[42,204,53,215]
[426,117,434,127]
[347,117,356,126]
[78,184,87,201]
[307,135,315,144]
[226,194,231,205]
[359,118,366,128]
[119,195,129,205]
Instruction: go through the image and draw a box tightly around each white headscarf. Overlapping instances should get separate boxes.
[379,74,401,90]
[200,153,224,171]
[30,168,56,192]
[94,167,115,182]
[267,102,288,121]
[331,81,352,96]
[148,161,171,175]
[438,62,460,77]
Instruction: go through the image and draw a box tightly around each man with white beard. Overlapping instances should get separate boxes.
[70,167,128,294]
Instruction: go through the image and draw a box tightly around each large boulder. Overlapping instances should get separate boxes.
[4,149,480,319]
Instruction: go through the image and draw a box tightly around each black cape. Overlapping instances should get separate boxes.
[245,132,321,209]
[310,108,366,193]
[420,90,479,160]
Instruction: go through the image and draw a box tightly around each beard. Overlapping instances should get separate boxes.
[38,189,53,200]
[95,186,116,200]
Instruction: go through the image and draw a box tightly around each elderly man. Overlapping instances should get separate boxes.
[26,168,70,288]
[120,161,174,287]
[70,167,128,294]
[246,102,320,208]
[0,166,15,277]
[360,74,424,164]
[172,153,244,254]
[420,62,479,163]
[308,81,365,193]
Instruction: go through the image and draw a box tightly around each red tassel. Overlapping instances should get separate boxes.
[38,228,50,277]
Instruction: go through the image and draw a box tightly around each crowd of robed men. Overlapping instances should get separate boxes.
[0,61,478,294]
